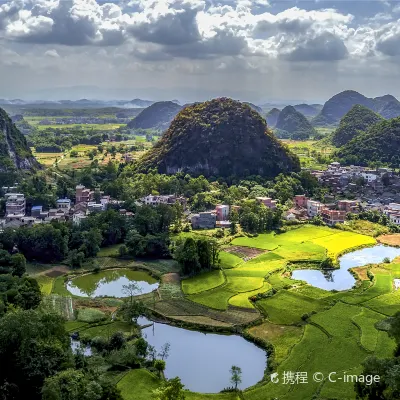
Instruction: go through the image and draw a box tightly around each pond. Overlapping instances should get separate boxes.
[292,244,400,291]
[138,317,267,393]
[66,269,159,297]
[71,339,92,356]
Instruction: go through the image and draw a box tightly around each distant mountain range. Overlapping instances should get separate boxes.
[0,98,178,109]
[312,90,400,126]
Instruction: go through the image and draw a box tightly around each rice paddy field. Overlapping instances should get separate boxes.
[167,225,400,399]
[27,224,400,399]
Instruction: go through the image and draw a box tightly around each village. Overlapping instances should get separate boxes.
[3,161,400,232]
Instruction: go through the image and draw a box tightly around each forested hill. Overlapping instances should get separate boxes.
[135,98,300,179]
[337,117,400,166]
[0,108,38,172]
[127,101,182,131]
[331,105,383,147]
[275,106,317,139]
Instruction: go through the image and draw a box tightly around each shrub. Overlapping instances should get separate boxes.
[383,257,391,263]
[77,308,107,323]
[119,245,128,257]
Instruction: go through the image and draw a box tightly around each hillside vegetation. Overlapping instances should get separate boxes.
[331,105,383,147]
[0,108,38,172]
[136,98,300,179]
[337,117,400,166]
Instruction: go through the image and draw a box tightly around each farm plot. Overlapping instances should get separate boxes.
[246,301,386,400]
[310,230,376,259]
[223,246,265,260]
[257,290,330,325]
[182,270,225,295]
[246,321,304,364]
[352,308,384,352]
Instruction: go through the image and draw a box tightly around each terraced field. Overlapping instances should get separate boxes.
[29,224,400,400]
[182,225,375,311]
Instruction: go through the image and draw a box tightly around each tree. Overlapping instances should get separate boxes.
[158,342,171,360]
[68,249,85,269]
[174,238,199,275]
[109,332,125,351]
[0,309,71,400]
[230,365,242,391]
[11,253,26,277]
[152,377,185,400]
[135,337,148,358]
[154,360,166,378]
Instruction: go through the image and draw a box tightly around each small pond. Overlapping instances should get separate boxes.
[67,269,159,297]
[138,316,267,393]
[71,339,92,356]
[292,244,400,291]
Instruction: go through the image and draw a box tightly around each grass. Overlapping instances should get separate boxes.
[77,308,107,323]
[80,321,136,339]
[97,245,121,257]
[246,321,304,364]
[36,275,54,295]
[182,270,225,295]
[117,369,240,400]
[188,287,237,310]
[339,220,390,237]
[219,251,243,269]
[229,282,271,309]
[117,369,160,400]
[257,290,330,324]
[352,308,384,352]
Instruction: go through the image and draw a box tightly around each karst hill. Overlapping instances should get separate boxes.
[136,98,300,179]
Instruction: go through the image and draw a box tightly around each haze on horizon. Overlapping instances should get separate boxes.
[0,0,400,103]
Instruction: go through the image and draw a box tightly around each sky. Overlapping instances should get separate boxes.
[0,0,400,103]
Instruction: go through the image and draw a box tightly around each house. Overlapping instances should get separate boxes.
[76,185,94,203]
[307,200,324,217]
[56,198,71,211]
[191,212,217,229]
[286,212,297,221]
[294,195,308,208]
[73,212,87,226]
[321,208,347,226]
[215,205,230,221]
[5,193,26,216]
[256,197,277,209]
[337,200,359,214]
[21,216,41,226]
[140,195,186,207]
[31,206,43,218]
[88,202,104,213]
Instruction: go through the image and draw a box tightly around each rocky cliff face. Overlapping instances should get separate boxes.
[136,98,300,179]
[0,108,39,172]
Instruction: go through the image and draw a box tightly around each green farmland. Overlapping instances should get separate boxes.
[27,225,400,399]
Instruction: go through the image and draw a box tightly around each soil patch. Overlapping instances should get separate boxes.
[352,266,369,281]
[224,246,265,260]
[377,234,400,247]
[162,273,180,284]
